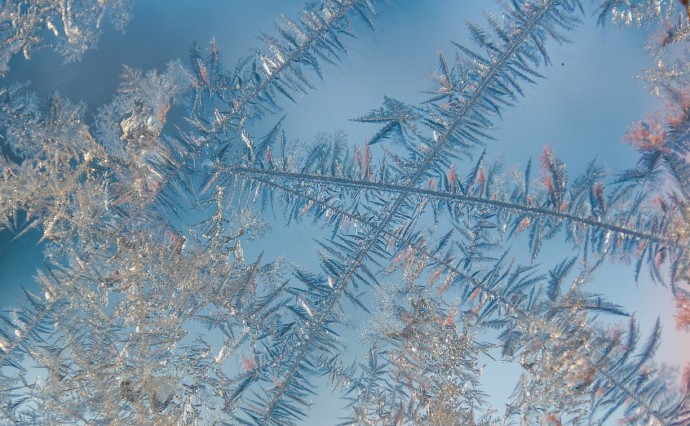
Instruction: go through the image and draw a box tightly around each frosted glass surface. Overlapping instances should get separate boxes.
[0,1,689,424]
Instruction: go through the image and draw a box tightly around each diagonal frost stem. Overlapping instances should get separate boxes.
[211,0,375,134]
[233,169,673,426]
[226,165,684,250]
[256,1,578,420]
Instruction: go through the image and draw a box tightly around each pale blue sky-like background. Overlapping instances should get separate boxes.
[0,1,688,423]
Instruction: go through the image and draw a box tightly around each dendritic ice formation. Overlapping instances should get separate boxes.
[0,0,689,424]
[0,0,133,76]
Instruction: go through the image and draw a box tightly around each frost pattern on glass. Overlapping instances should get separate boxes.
[0,0,689,424]
[0,0,133,76]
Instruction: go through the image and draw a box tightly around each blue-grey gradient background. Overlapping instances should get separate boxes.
[0,1,688,423]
